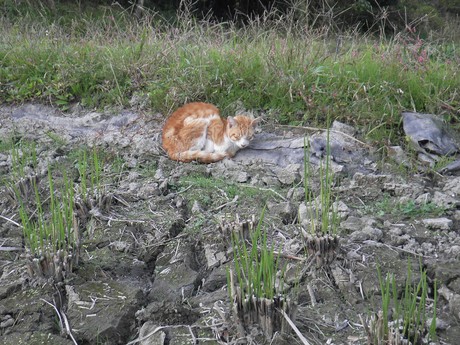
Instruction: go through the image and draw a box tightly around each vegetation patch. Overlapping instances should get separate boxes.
[1,3,459,148]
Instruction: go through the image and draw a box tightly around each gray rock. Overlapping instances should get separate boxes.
[439,285,460,321]
[448,245,460,256]
[149,260,199,302]
[387,146,410,166]
[267,201,296,224]
[0,278,24,300]
[66,280,142,344]
[333,200,349,220]
[204,244,225,269]
[441,159,460,174]
[415,192,432,205]
[139,321,166,345]
[349,226,383,242]
[169,326,196,345]
[340,216,364,232]
[202,266,228,292]
[444,177,460,195]
[298,203,309,228]
[234,129,374,174]
[275,164,301,185]
[261,175,281,187]
[0,315,13,328]
[426,317,449,331]
[154,168,165,180]
[422,217,453,230]
[287,187,305,202]
[191,200,203,214]
[402,112,459,156]
[417,153,436,167]
[383,182,423,198]
[331,120,356,136]
[341,216,377,233]
[432,191,458,209]
[235,171,249,183]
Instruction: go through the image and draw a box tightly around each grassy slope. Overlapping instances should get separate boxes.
[0,4,459,145]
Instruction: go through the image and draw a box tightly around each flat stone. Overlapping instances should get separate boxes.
[333,200,350,219]
[422,217,453,230]
[402,112,460,156]
[267,201,296,224]
[415,192,432,205]
[387,146,410,166]
[287,187,305,202]
[341,216,376,233]
[448,245,460,256]
[0,316,13,328]
[275,164,301,185]
[0,278,24,300]
[169,326,196,345]
[66,280,142,344]
[349,226,383,242]
[340,216,363,232]
[332,120,356,136]
[202,265,228,292]
[139,321,166,345]
[432,191,458,209]
[204,244,224,269]
[149,260,199,302]
[0,332,74,345]
[444,177,460,195]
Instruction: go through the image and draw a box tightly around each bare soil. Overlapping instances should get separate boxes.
[0,104,460,345]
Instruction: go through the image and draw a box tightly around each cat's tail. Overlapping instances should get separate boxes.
[168,150,227,163]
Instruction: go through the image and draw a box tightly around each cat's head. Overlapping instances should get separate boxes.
[226,116,261,149]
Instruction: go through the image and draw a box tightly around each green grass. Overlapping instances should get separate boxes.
[73,147,103,201]
[365,194,446,220]
[18,168,77,260]
[303,134,340,236]
[229,207,284,301]
[374,260,437,343]
[10,138,38,180]
[1,4,459,146]
[176,173,272,207]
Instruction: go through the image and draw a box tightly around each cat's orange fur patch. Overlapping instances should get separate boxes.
[161,102,260,163]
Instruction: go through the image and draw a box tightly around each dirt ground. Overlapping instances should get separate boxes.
[0,103,460,345]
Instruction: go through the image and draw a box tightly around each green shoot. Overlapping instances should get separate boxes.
[374,260,437,343]
[10,139,38,180]
[16,167,79,280]
[231,207,284,301]
[75,146,104,201]
[302,129,339,236]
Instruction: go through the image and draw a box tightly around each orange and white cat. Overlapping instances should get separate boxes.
[162,102,260,163]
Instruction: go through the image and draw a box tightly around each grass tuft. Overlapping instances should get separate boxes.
[367,260,438,344]
[17,168,79,281]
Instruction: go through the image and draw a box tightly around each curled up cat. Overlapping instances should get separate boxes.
[162,102,260,163]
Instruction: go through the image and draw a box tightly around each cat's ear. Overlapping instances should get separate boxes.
[251,117,262,127]
[227,116,237,128]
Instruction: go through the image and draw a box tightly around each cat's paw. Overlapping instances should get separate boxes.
[213,152,229,161]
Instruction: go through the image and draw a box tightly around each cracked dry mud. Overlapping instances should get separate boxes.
[1,104,460,345]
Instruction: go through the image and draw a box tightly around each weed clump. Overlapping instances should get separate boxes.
[226,211,296,340]
[301,131,341,267]
[17,169,80,282]
[362,260,438,344]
